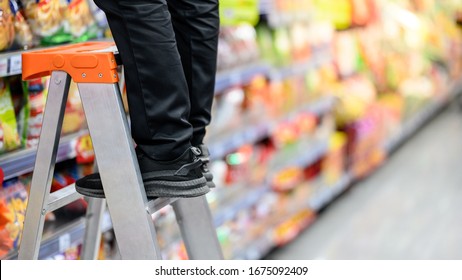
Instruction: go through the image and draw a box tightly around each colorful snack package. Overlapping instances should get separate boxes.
[0,78,21,153]
[22,0,71,45]
[9,75,29,148]
[10,0,34,49]
[25,77,47,148]
[0,0,15,51]
[0,197,15,257]
[0,178,28,251]
[65,0,98,42]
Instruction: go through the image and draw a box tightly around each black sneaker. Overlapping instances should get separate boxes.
[197,144,215,188]
[75,147,209,198]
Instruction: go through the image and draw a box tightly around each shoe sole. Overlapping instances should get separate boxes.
[75,177,209,199]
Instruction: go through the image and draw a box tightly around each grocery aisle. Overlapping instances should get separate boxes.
[267,101,462,260]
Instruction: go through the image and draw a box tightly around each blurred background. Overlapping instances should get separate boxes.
[0,0,461,259]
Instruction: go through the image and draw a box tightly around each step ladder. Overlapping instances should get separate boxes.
[18,42,223,260]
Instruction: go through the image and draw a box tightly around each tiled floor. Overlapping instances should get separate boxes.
[267,101,462,260]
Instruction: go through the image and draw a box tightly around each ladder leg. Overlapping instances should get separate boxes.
[77,83,161,259]
[19,71,71,259]
[80,197,106,259]
[172,197,224,260]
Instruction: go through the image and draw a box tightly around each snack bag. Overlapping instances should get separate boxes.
[0,78,21,153]
[62,81,84,135]
[0,197,15,257]
[65,0,97,42]
[25,77,47,148]
[0,0,15,51]
[10,0,34,49]
[9,75,29,147]
[22,0,72,45]
[0,178,28,251]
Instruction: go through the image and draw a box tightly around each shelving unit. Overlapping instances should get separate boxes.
[1,0,461,261]
[0,130,88,181]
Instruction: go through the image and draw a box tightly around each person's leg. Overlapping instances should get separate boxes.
[94,0,193,160]
[167,0,219,146]
[75,0,209,198]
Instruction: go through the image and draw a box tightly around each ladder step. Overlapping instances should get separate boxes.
[47,184,83,213]
[146,197,179,215]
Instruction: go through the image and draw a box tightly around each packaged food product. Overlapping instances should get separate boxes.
[0,178,28,251]
[0,0,15,51]
[62,81,84,135]
[0,78,21,153]
[9,75,28,148]
[22,0,69,45]
[25,77,47,148]
[65,0,97,42]
[10,0,34,49]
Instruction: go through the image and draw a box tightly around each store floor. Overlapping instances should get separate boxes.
[266,101,462,260]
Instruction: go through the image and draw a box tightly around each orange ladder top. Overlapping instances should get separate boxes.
[22,42,119,83]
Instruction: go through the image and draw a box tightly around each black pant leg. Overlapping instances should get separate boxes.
[167,0,220,146]
[94,0,193,160]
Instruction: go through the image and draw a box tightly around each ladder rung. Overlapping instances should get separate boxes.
[47,184,83,213]
[146,197,179,215]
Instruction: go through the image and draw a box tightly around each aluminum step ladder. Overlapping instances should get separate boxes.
[18,42,223,260]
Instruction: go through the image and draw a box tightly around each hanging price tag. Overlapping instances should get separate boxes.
[9,55,22,75]
[59,233,71,253]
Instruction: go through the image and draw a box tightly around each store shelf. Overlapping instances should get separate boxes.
[384,78,462,154]
[267,50,332,81]
[215,63,270,94]
[208,95,335,160]
[0,130,88,181]
[213,138,329,227]
[308,173,353,211]
[213,184,269,227]
[234,232,274,260]
[233,172,350,259]
[5,210,112,260]
[214,46,332,94]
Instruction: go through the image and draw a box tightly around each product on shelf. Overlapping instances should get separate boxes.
[321,132,347,184]
[65,0,97,42]
[9,75,29,148]
[22,0,67,44]
[217,24,260,71]
[0,177,28,257]
[10,0,34,50]
[0,78,21,153]
[219,0,260,27]
[62,81,85,135]
[24,77,47,148]
[0,0,15,51]
[21,0,97,46]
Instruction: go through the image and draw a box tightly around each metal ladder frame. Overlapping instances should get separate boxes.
[18,43,223,260]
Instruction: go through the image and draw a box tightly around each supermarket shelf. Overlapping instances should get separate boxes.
[383,99,446,153]
[213,139,329,227]
[308,173,353,211]
[0,130,88,181]
[6,210,112,260]
[267,50,332,81]
[384,78,462,154]
[214,46,332,94]
[233,173,350,259]
[215,63,270,94]
[213,184,269,227]
[234,232,274,260]
[208,95,335,160]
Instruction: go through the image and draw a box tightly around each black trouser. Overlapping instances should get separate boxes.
[93,0,219,160]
